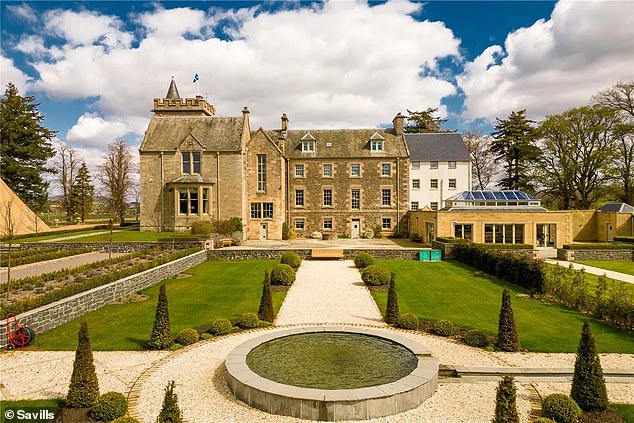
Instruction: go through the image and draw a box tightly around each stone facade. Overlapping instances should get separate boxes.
[0,250,207,349]
[556,248,634,261]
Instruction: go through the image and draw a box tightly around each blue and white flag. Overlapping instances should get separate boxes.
[192,73,199,83]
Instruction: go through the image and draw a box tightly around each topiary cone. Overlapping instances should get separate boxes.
[497,289,520,352]
[571,321,609,411]
[66,321,100,408]
[157,380,183,423]
[148,284,172,350]
[493,375,519,423]
[385,272,400,325]
[258,269,275,322]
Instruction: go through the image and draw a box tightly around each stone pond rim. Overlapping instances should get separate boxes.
[225,326,439,421]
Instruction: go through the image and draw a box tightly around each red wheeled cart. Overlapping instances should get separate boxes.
[5,314,36,349]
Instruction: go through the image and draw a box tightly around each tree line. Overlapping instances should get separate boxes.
[0,83,135,226]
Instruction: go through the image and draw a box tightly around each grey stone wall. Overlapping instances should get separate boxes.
[556,249,634,261]
[18,241,203,253]
[208,248,421,261]
[1,250,207,349]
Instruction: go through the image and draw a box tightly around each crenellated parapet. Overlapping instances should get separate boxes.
[152,96,216,116]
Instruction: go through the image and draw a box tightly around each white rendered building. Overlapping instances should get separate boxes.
[405,133,471,211]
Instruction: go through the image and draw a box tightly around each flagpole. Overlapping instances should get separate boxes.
[196,80,200,97]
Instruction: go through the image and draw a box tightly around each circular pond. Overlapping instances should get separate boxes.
[246,332,418,389]
[225,327,439,421]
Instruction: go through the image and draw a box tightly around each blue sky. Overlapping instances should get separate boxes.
[1,0,632,174]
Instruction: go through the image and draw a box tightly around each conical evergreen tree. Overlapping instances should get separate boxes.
[493,375,519,423]
[66,322,100,407]
[156,380,183,423]
[497,289,520,352]
[385,272,400,325]
[571,321,609,411]
[258,269,275,322]
[72,162,94,223]
[148,284,172,350]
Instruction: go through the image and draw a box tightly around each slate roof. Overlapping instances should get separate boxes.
[599,203,634,212]
[405,133,470,161]
[265,129,408,159]
[139,116,244,152]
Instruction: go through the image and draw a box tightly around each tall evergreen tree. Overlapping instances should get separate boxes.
[148,284,172,350]
[258,269,275,322]
[497,289,520,352]
[404,108,453,133]
[490,109,540,191]
[492,376,519,423]
[156,381,183,423]
[73,162,94,223]
[66,322,100,408]
[0,83,56,212]
[385,272,400,325]
[571,321,609,411]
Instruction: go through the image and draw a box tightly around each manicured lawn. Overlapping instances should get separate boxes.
[33,260,284,350]
[577,260,634,277]
[371,260,634,353]
[16,229,107,242]
[614,404,634,423]
[62,230,182,242]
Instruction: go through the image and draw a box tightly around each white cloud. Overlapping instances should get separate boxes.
[44,9,133,48]
[26,0,460,133]
[66,113,130,148]
[6,3,37,23]
[458,0,634,122]
[0,56,31,93]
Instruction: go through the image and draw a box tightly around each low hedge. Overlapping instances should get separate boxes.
[280,251,302,269]
[432,320,456,337]
[175,328,199,346]
[562,243,634,250]
[453,243,546,293]
[90,392,128,422]
[270,264,296,286]
[542,394,581,423]
[463,329,489,347]
[237,312,260,329]
[209,318,232,336]
[354,253,374,269]
[361,265,390,286]
[0,247,58,260]
[435,237,467,244]
[0,247,201,315]
[478,243,534,250]
[614,236,634,244]
[397,313,420,330]
[0,247,93,267]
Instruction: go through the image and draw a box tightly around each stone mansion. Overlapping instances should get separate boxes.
[139,79,470,240]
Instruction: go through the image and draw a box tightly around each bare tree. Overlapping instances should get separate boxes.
[463,130,498,190]
[54,143,81,222]
[593,81,634,204]
[1,197,24,301]
[98,140,135,226]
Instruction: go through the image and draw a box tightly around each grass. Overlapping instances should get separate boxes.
[65,230,182,242]
[371,260,634,353]
[0,399,63,423]
[32,260,284,350]
[16,229,107,242]
[576,260,634,277]
[614,404,634,423]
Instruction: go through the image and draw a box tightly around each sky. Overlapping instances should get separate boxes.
[1,0,633,181]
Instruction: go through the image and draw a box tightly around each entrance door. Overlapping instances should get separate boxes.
[351,219,360,239]
[536,224,557,247]
[259,223,268,240]
[606,223,614,241]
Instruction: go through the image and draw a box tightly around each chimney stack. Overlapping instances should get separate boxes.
[392,112,405,135]
[281,113,289,133]
[242,106,250,116]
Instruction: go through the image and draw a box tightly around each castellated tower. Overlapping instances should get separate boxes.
[151,77,216,117]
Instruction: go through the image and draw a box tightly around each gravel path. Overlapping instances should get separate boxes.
[275,260,386,326]
[0,252,125,283]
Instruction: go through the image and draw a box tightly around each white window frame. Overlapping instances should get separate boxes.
[381,189,391,206]
[295,189,304,207]
[294,219,305,230]
[323,218,333,230]
[295,164,304,177]
[323,163,333,177]
[351,189,360,210]
[301,140,315,152]
[382,218,391,230]
[351,163,361,177]
[323,189,333,207]
[370,140,384,151]
[257,154,267,192]
[381,163,391,176]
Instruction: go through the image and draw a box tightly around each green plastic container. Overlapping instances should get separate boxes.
[430,250,442,261]
[418,250,431,261]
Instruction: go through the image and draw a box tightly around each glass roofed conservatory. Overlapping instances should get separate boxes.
[445,190,542,209]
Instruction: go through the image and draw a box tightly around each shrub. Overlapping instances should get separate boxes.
[210,319,232,336]
[270,264,296,286]
[90,392,127,422]
[258,270,275,322]
[157,381,183,423]
[190,220,213,236]
[435,236,467,244]
[542,394,581,423]
[66,322,100,408]
[532,419,556,423]
[497,289,520,352]
[463,329,489,347]
[200,333,213,340]
[397,313,420,330]
[354,253,374,269]
[169,343,182,351]
[282,222,290,240]
[237,312,260,329]
[112,418,141,423]
[213,217,242,235]
[147,284,173,350]
[280,251,302,269]
[385,272,399,325]
[571,321,609,411]
[433,320,456,337]
[361,265,390,286]
[492,375,519,423]
[174,328,199,346]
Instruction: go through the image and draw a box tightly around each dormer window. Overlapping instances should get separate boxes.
[370,140,384,151]
[182,151,201,174]
[302,140,316,152]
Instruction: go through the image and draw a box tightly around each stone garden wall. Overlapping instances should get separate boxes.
[1,250,207,349]
[556,249,634,261]
[207,248,421,261]
[18,241,204,253]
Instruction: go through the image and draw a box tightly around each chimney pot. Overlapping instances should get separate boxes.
[393,112,405,135]
[242,106,250,114]
[281,113,289,132]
